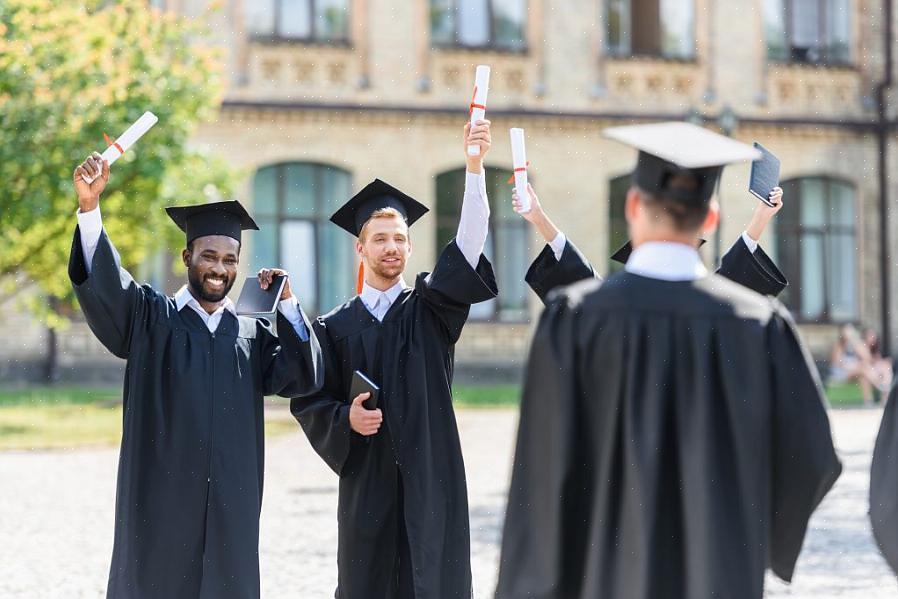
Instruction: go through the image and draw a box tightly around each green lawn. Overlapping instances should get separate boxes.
[0,381,870,450]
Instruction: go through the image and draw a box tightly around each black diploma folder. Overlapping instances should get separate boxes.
[235,275,286,315]
[748,142,781,207]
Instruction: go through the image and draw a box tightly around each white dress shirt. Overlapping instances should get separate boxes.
[455,171,490,269]
[360,278,409,322]
[76,207,309,338]
[547,231,761,262]
[358,171,488,321]
[625,241,708,281]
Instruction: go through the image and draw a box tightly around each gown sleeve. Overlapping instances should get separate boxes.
[717,236,788,297]
[524,239,600,305]
[68,226,155,359]
[257,309,323,398]
[416,239,498,344]
[290,318,354,476]
[766,302,842,581]
[495,294,581,598]
[869,383,898,574]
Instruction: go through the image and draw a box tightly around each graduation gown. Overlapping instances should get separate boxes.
[292,241,497,599]
[495,273,841,599]
[68,227,323,599]
[869,383,898,573]
[525,235,787,304]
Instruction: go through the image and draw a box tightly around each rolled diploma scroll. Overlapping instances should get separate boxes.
[510,128,530,213]
[467,65,490,157]
[82,111,159,184]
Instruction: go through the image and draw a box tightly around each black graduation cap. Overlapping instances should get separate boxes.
[610,238,708,265]
[166,200,259,245]
[604,122,761,205]
[330,178,429,237]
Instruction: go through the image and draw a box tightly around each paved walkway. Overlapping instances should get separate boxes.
[0,408,895,597]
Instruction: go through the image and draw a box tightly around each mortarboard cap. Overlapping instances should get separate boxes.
[166,200,259,245]
[604,122,761,205]
[610,238,707,265]
[330,179,429,237]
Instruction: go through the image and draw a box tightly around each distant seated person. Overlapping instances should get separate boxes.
[865,327,894,397]
[830,324,890,405]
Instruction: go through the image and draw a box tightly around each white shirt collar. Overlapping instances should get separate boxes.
[174,285,236,316]
[625,241,708,281]
[360,278,408,310]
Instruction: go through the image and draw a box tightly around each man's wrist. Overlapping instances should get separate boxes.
[465,159,484,174]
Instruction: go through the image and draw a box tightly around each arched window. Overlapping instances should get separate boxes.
[776,177,857,322]
[435,168,529,321]
[251,163,355,315]
[607,173,631,274]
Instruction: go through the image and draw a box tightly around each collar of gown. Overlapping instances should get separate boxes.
[174,284,236,316]
[625,241,708,281]
[360,278,409,311]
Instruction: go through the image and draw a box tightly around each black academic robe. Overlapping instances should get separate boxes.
[525,236,787,304]
[869,382,898,574]
[292,240,497,599]
[68,227,323,599]
[495,273,841,599]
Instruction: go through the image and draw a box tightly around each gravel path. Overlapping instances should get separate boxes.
[1,408,895,597]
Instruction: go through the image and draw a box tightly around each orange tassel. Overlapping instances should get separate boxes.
[357,261,364,295]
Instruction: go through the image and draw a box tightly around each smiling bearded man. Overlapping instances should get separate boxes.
[291,119,498,598]
[69,152,323,599]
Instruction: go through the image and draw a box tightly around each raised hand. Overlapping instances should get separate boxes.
[746,186,785,242]
[257,267,293,301]
[73,152,109,212]
[464,119,491,173]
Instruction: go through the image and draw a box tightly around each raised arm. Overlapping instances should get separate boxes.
[69,152,155,359]
[514,184,600,304]
[255,267,323,398]
[717,187,788,296]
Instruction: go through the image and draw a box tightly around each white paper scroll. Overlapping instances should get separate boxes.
[510,128,530,213]
[82,111,159,184]
[467,65,490,157]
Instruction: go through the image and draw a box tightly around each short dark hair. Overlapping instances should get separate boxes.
[635,183,709,232]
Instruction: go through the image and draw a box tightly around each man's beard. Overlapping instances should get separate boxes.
[187,267,234,303]
[368,254,405,280]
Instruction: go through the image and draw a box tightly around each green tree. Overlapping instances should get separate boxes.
[0,0,236,380]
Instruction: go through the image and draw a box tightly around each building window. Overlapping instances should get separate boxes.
[775,177,857,322]
[607,174,630,274]
[606,0,695,59]
[764,0,851,65]
[431,0,527,51]
[246,0,349,43]
[436,168,529,321]
[251,163,355,315]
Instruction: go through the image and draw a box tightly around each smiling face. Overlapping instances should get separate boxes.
[183,235,240,304]
[357,211,411,283]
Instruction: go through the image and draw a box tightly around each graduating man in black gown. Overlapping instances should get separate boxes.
[495,123,841,599]
[291,121,498,598]
[69,152,323,599]
[514,181,788,302]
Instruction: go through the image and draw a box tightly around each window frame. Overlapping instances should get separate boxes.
[767,0,853,67]
[252,162,354,316]
[776,176,859,324]
[430,0,529,53]
[248,0,352,46]
[603,0,697,61]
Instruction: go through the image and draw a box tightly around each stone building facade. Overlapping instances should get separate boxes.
[4,0,897,382]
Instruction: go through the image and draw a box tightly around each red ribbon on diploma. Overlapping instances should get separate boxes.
[507,161,530,184]
[103,133,124,155]
[469,86,485,115]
